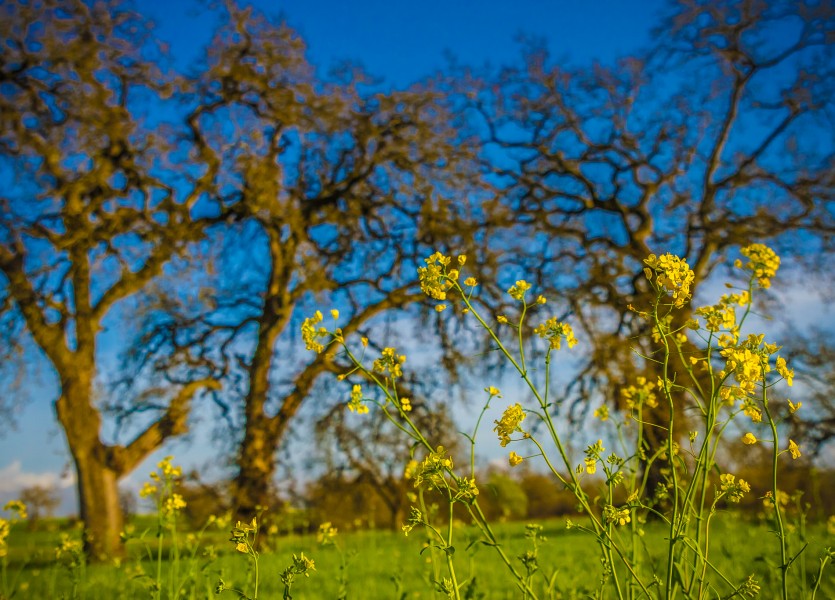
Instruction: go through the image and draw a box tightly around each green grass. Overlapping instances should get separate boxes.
[4,516,833,598]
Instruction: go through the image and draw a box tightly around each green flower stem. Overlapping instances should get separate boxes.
[762,385,789,600]
[653,296,682,600]
[605,478,625,600]
[810,551,832,600]
[445,502,462,600]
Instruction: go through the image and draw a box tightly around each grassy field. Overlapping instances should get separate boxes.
[4,515,833,598]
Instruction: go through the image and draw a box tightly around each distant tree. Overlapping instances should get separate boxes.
[19,484,61,527]
[0,0,220,559]
[123,3,483,528]
[458,0,834,472]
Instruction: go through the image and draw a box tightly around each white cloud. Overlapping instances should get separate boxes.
[0,461,75,494]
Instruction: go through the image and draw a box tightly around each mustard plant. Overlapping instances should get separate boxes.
[216,516,260,599]
[139,455,188,599]
[1,500,28,598]
[317,521,350,599]
[305,244,831,599]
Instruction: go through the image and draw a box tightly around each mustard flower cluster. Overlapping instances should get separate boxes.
[738,243,780,289]
[55,534,83,562]
[229,517,258,554]
[775,356,794,386]
[719,334,793,406]
[301,311,328,353]
[583,439,605,475]
[412,446,454,490]
[620,377,658,410]
[0,520,8,558]
[373,347,406,379]
[719,473,751,503]
[401,506,423,536]
[0,501,27,558]
[534,318,578,350]
[418,252,460,300]
[347,384,368,414]
[593,404,610,421]
[718,334,773,403]
[494,403,526,447]
[279,553,316,589]
[695,291,747,333]
[507,279,532,301]
[316,522,338,545]
[643,253,695,307]
[508,451,524,467]
[603,505,631,527]
[140,456,187,520]
[454,476,480,504]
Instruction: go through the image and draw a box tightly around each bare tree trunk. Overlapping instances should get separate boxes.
[73,451,124,561]
[233,420,279,521]
[56,373,126,561]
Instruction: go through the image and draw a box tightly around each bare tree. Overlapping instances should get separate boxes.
[19,484,61,527]
[459,0,834,439]
[0,0,219,559]
[124,4,484,526]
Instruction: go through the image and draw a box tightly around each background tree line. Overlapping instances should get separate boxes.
[1,0,832,561]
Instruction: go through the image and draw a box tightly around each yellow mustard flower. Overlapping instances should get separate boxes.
[621,377,657,410]
[507,280,532,301]
[643,253,695,307]
[509,452,524,467]
[464,277,477,287]
[739,244,780,288]
[347,384,368,414]
[162,493,187,516]
[317,522,338,544]
[788,439,801,460]
[301,311,328,353]
[373,347,406,379]
[3,500,27,520]
[435,304,447,313]
[400,397,412,412]
[494,404,526,447]
[719,473,750,503]
[0,518,9,557]
[604,505,631,527]
[484,386,502,397]
[593,405,609,421]
[742,432,758,445]
[775,356,794,386]
[139,482,158,498]
[418,252,453,300]
[533,318,578,349]
[787,399,801,414]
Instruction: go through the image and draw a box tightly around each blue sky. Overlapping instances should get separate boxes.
[144,0,667,81]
